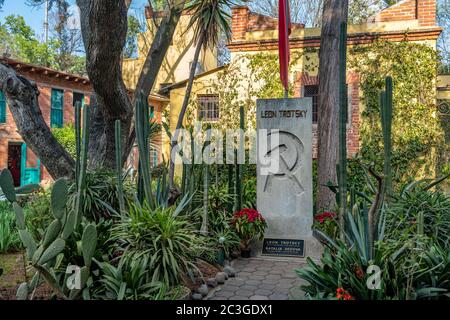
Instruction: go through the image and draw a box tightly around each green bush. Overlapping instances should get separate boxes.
[23,191,53,241]
[0,201,20,253]
[52,125,76,158]
[68,170,134,222]
[110,203,210,286]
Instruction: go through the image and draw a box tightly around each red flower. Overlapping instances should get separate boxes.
[314,212,336,224]
[336,288,354,300]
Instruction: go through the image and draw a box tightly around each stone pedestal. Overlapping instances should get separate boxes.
[256,98,322,260]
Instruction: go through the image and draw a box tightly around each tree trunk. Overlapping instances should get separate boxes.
[0,63,75,179]
[169,33,206,187]
[317,0,348,211]
[77,0,133,170]
[124,0,186,163]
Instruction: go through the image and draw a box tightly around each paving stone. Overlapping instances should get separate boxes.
[248,275,266,281]
[240,285,258,292]
[237,290,256,298]
[229,296,249,300]
[269,293,289,300]
[258,283,276,290]
[289,287,305,300]
[262,279,279,285]
[245,279,261,286]
[215,290,237,298]
[250,295,270,300]
[227,279,246,287]
[266,274,282,280]
[254,289,273,296]
[276,282,295,289]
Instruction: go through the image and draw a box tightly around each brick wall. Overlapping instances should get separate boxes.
[294,72,360,159]
[231,6,250,42]
[0,69,91,185]
[375,0,436,27]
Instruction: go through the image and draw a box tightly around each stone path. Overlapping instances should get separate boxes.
[207,258,307,300]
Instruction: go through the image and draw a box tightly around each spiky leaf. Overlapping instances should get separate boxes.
[0,169,16,202]
[43,220,62,248]
[18,230,36,260]
[81,224,97,268]
[38,238,65,265]
[51,178,68,219]
[13,202,25,230]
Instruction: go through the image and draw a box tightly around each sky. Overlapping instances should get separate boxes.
[0,0,149,41]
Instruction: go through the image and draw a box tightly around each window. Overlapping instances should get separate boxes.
[304,85,319,124]
[198,95,219,121]
[50,89,64,128]
[73,92,85,108]
[150,148,159,167]
[0,90,6,123]
[304,84,351,124]
[149,106,155,120]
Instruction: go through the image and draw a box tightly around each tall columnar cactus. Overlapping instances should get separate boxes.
[227,164,234,213]
[338,21,348,240]
[135,98,154,208]
[201,125,212,233]
[381,76,393,197]
[75,105,90,227]
[234,106,245,211]
[74,102,82,183]
[115,120,125,213]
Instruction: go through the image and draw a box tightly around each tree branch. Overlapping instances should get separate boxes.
[0,62,75,179]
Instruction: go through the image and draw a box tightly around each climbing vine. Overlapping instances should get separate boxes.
[349,40,445,185]
[181,41,446,187]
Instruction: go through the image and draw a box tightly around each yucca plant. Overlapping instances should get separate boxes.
[110,200,209,286]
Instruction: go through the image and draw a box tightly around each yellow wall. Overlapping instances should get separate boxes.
[123,14,217,92]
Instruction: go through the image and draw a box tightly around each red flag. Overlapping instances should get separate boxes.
[279,0,291,94]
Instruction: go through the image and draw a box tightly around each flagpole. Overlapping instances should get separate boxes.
[284,0,290,99]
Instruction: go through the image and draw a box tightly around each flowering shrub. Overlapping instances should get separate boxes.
[336,288,354,301]
[231,209,267,250]
[313,211,338,239]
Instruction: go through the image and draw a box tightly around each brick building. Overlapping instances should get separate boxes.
[156,0,441,160]
[0,57,168,186]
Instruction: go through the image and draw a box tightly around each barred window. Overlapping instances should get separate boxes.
[304,85,318,123]
[198,95,220,121]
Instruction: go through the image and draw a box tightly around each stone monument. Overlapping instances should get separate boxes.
[256,98,322,260]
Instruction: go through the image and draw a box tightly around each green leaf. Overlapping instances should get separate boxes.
[42,219,62,248]
[0,169,16,202]
[18,229,36,260]
[81,224,97,268]
[62,211,77,240]
[16,282,28,300]
[13,202,25,230]
[51,178,68,219]
[38,238,65,265]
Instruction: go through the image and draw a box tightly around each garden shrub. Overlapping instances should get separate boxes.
[52,124,76,158]
[0,201,20,253]
[110,203,210,286]
[349,40,445,186]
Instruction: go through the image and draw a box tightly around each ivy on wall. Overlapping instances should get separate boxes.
[349,40,445,185]
[181,40,446,187]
